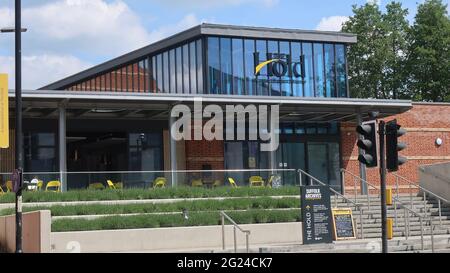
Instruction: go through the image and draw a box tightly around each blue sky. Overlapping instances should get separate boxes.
[0,0,445,89]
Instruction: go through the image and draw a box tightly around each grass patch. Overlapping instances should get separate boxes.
[0,197,300,216]
[51,209,301,232]
[0,186,299,203]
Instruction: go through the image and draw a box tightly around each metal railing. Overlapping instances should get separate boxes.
[392,172,450,227]
[340,169,381,211]
[298,169,365,239]
[220,211,251,253]
[342,169,438,252]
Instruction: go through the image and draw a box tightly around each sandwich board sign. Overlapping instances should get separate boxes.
[301,185,333,244]
[0,74,8,148]
[331,208,356,240]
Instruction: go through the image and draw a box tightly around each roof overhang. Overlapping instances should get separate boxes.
[8,90,412,123]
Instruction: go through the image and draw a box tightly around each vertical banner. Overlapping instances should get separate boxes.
[301,185,333,244]
[0,74,9,148]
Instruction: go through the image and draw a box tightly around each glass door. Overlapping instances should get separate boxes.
[307,142,341,192]
[275,142,305,186]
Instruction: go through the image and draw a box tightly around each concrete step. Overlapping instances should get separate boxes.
[223,235,450,253]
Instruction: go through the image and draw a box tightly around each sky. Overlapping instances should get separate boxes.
[0,0,446,89]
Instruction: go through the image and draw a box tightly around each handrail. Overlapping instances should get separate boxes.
[341,169,381,210]
[220,211,251,253]
[341,169,436,252]
[298,168,365,239]
[393,172,450,204]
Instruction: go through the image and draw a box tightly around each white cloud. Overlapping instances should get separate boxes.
[367,0,381,5]
[148,14,201,43]
[0,54,91,89]
[21,0,151,56]
[152,0,279,9]
[315,16,349,32]
[0,0,211,89]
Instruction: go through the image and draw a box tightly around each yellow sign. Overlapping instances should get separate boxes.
[331,208,356,240]
[0,74,9,148]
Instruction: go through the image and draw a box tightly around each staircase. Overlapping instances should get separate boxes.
[213,194,450,253]
[333,194,450,240]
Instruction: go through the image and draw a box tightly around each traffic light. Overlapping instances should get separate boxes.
[386,119,407,172]
[356,122,378,168]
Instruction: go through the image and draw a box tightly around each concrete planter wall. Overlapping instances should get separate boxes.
[0,210,51,253]
[1,209,302,253]
[50,222,302,253]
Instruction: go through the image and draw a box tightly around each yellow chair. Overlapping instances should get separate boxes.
[45,181,61,192]
[153,177,167,188]
[266,175,274,188]
[37,180,44,191]
[89,183,105,190]
[0,184,4,195]
[6,180,13,192]
[106,180,116,189]
[228,177,239,188]
[191,179,203,187]
[249,176,264,187]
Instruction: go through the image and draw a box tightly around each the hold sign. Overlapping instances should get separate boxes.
[301,186,333,245]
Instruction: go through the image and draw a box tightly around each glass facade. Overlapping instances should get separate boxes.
[65,35,348,98]
[206,37,348,97]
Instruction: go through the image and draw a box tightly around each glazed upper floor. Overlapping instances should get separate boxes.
[41,24,356,98]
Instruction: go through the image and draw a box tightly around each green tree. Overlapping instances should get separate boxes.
[383,2,410,99]
[407,0,450,102]
[342,3,386,99]
[342,2,410,99]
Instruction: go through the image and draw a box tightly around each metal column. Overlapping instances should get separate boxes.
[169,116,178,187]
[59,105,67,191]
[356,113,368,195]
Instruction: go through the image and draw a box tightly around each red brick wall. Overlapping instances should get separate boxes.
[341,103,450,194]
[184,139,225,171]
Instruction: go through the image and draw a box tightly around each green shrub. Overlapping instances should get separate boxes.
[0,186,299,203]
[0,197,300,217]
[51,209,301,232]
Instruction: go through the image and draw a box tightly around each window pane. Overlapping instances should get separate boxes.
[324,44,336,97]
[183,44,190,93]
[169,49,176,93]
[302,43,314,97]
[176,47,183,94]
[336,44,347,97]
[256,40,268,96]
[190,42,197,94]
[232,38,244,95]
[163,52,169,93]
[244,39,256,96]
[313,43,325,97]
[157,54,163,93]
[207,37,220,94]
[280,41,291,96]
[196,39,203,94]
[291,42,303,97]
[268,40,280,96]
[151,56,157,93]
[133,63,138,92]
[220,38,232,95]
[138,60,145,92]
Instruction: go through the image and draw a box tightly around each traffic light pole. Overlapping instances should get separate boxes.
[15,0,23,253]
[379,121,388,253]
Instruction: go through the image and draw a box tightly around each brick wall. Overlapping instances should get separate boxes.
[341,103,450,194]
[184,139,225,171]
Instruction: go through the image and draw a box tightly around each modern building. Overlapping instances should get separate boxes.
[3,23,445,193]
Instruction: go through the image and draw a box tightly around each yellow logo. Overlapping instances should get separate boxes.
[255,59,279,75]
